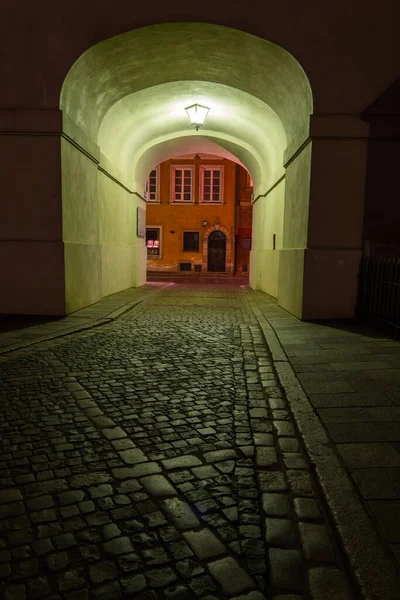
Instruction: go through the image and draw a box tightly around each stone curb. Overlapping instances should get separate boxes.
[249,298,400,600]
[0,284,170,356]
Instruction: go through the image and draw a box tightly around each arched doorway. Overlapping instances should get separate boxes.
[59,22,314,316]
[208,230,226,272]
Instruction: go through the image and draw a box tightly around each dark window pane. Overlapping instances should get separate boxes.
[183,231,200,251]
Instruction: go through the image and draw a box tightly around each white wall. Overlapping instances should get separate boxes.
[62,118,146,314]
[250,178,285,299]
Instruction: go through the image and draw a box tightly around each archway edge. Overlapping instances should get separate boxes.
[132,130,266,192]
[61,21,313,156]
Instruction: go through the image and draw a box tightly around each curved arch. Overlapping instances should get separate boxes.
[97,80,287,191]
[61,22,312,162]
[59,21,314,317]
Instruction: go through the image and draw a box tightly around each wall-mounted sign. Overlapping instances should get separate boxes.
[137,207,146,237]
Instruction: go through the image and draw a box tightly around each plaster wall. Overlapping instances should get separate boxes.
[300,128,368,318]
[99,170,140,296]
[0,241,65,315]
[61,137,102,314]
[249,197,264,290]
[276,143,312,317]
[259,180,285,299]
[363,122,400,244]
[0,113,65,314]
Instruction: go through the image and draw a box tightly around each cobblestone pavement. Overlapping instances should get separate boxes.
[0,286,355,599]
[251,293,400,572]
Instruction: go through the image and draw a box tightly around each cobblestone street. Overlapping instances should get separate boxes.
[0,286,355,599]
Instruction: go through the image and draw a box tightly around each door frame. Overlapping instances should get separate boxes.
[203,224,234,273]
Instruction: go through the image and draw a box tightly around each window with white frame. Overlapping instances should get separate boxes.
[200,166,223,203]
[170,166,194,202]
[145,167,159,202]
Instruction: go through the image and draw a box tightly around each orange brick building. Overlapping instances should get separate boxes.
[146,154,252,275]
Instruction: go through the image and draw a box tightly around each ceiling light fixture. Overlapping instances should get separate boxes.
[185,104,210,131]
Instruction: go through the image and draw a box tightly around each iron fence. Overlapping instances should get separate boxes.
[357,254,400,338]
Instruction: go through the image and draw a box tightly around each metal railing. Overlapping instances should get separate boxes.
[357,254,400,338]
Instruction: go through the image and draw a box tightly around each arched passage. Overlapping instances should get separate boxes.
[60,22,313,316]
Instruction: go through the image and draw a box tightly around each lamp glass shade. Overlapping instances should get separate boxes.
[185,104,210,128]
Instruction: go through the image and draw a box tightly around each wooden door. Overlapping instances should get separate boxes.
[208,230,226,272]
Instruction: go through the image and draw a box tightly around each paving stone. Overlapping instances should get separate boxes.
[275,422,297,437]
[112,463,161,479]
[161,498,200,529]
[89,561,117,584]
[215,460,235,473]
[70,473,112,488]
[162,455,202,470]
[88,484,113,499]
[30,508,57,523]
[102,427,127,440]
[256,447,279,468]
[0,489,23,505]
[53,533,76,550]
[299,522,335,562]
[58,569,86,592]
[92,581,121,599]
[103,536,133,555]
[147,567,177,587]
[47,552,69,571]
[278,438,301,453]
[0,502,25,519]
[203,449,238,462]
[121,574,146,595]
[223,506,239,521]
[31,538,55,556]
[111,439,135,451]
[262,494,291,517]
[250,408,269,419]
[293,498,322,520]
[253,433,274,446]
[269,548,304,592]
[26,480,68,497]
[265,518,297,548]
[272,594,304,600]
[164,585,192,600]
[282,453,308,469]
[103,523,121,540]
[286,470,315,497]
[189,574,218,596]
[192,465,219,479]
[176,558,204,579]
[207,556,256,595]
[117,479,142,493]
[119,448,148,465]
[4,585,27,600]
[58,490,85,506]
[230,593,267,600]
[258,472,287,492]
[27,577,50,598]
[140,474,176,497]
[92,416,116,429]
[308,567,353,599]
[182,529,226,559]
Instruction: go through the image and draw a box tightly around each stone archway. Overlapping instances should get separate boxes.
[203,225,233,274]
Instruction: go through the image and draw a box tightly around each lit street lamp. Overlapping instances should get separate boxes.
[185,104,210,131]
